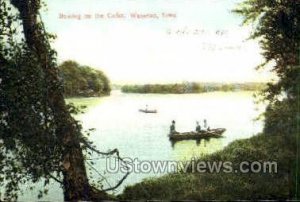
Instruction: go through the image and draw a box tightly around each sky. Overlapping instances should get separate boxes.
[42,0,274,84]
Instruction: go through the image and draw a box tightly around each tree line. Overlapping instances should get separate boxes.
[59,60,111,97]
[121,82,266,94]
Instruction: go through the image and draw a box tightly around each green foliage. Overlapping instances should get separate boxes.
[1,0,112,200]
[59,60,111,97]
[264,98,299,136]
[0,1,38,200]
[234,1,300,198]
[234,0,300,125]
[121,82,265,94]
[0,1,88,200]
[120,134,298,200]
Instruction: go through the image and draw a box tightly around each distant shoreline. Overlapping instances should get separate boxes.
[120,82,266,94]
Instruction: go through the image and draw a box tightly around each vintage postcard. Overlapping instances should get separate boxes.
[0,0,299,201]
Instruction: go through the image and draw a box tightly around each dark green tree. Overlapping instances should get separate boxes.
[0,0,127,201]
[59,60,111,97]
[234,0,300,198]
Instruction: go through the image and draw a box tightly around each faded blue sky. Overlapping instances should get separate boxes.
[42,0,273,84]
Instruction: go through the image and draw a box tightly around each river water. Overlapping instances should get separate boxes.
[20,90,265,200]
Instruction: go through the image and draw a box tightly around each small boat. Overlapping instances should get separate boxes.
[169,128,226,141]
[139,109,157,113]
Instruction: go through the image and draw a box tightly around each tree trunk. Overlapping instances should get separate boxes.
[10,0,107,200]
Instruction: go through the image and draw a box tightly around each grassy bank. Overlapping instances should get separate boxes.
[119,133,298,200]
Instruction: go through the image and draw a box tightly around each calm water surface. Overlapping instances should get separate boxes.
[20,90,265,200]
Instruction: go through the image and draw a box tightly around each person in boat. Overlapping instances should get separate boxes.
[195,121,201,132]
[170,120,176,134]
[203,119,207,129]
[203,119,211,131]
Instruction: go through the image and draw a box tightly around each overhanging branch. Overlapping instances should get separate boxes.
[81,139,131,192]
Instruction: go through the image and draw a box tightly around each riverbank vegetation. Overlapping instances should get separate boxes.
[59,60,111,97]
[120,133,298,200]
[121,82,266,94]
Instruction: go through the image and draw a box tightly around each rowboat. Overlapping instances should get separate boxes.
[169,128,225,141]
[139,109,157,113]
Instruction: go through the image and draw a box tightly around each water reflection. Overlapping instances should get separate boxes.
[170,136,223,148]
[170,137,224,160]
